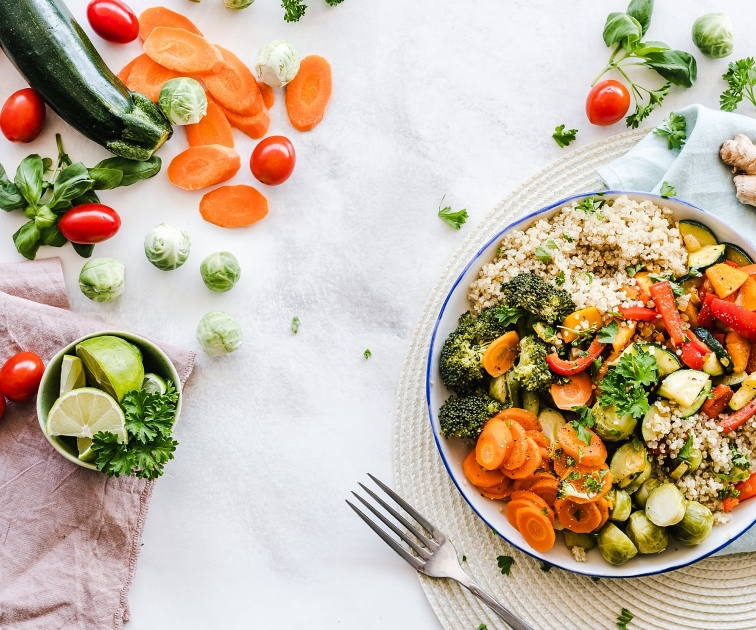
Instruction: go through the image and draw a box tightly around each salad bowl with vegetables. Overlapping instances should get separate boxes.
[427,191,756,577]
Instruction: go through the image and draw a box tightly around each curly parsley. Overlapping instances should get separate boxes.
[654,112,687,150]
[552,124,578,148]
[438,196,468,230]
[497,555,514,575]
[570,405,597,445]
[617,607,634,630]
[660,181,676,198]
[720,58,756,112]
[597,348,659,419]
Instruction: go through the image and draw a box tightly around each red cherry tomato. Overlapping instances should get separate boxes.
[58,204,121,244]
[586,79,631,126]
[250,136,296,186]
[87,0,139,44]
[0,352,44,403]
[0,394,5,421]
[0,89,46,143]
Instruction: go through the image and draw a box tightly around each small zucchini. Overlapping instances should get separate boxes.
[679,220,718,250]
[729,373,756,410]
[724,243,755,268]
[693,327,734,374]
[657,369,710,408]
[688,244,726,273]
[621,343,681,377]
[677,380,712,417]
[715,371,748,388]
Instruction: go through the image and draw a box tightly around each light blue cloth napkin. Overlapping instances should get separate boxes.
[600,104,756,555]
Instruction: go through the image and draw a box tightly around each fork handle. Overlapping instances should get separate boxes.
[458,578,535,630]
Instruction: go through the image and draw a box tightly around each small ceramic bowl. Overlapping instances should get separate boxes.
[37,330,182,470]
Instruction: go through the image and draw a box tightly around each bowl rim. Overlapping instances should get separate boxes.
[37,330,183,471]
[425,190,756,578]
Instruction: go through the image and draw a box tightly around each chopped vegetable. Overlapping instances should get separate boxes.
[660,181,676,198]
[143,27,224,74]
[597,347,658,419]
[186,100,234,148]
[79,258,125,302]
[199,185,269,228]
[87,0,139,44]
[291,316,300,334]
[167,145,241,191]
[224,107,271,140]
[255,40,301,88]
[654,112,687,150]
[692,13,734,59]
[0,89,46,144]
[286,55,333,131]
[551,371,592,410]
[649,280,685,345]
[126,53,180,103]
[496,555,514,576]
[546,339,605,376]
[205,47,264,116]
[617,607,635,630]
[438,197,468,230]
[138,6,202,40]
[158,78,207,125]
[711,299,756,341]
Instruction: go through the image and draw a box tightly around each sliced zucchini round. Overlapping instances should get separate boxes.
[657,369,710,408]
[621,343,682,377]
[693,327,734,374]
[702,351,724,377]
[715,371,748,388]
[688,244,726,273]
[677,380,712,417]
[679,220,718,250]
[724,243,755,267]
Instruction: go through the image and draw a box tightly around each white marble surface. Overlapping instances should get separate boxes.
[1,0,756,627]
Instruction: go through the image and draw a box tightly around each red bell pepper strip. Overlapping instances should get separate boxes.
[618,306,658,321]
[649,280,686,346]
[720,397,756,433]
[725,260,742,269]
[697,293,716,329]
[713,333,725,344]
[736,472,756,502]
[545,339,605,376]
[679,341,707,370]
[701,384,734,419]
[710,299,756,341]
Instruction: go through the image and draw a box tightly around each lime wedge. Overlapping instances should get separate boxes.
[142,373,167,395]
[60,355,86,396]
[77,437,97,462]
[46,387,126,442]
[75,336,144,402]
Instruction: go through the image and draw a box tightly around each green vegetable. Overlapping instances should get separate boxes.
[645,482,686,527]
[597,523,638,565]
[633,477,661,509]
[196,312,243,356]
[563,530,595,551]
[159,78,207,125]
[669,500,713,546]
[720,58,756,113]
[438,392,503,439]
[610,442,648,486]
[201,251,241,292]
[607,488,632,521]
[654,112,686,150]
[364,349,372,359]
[617,607,635,630]
[282,0,307,22]
[510,336,553,395]
[570,405,597,446]
[597,347,659,419]
[255,40,301,88]
[144,224,191,271]
[538,408,566,446]
[79,258,125,302]
[592,402,636,442]
[291,316,300,334]
[0,0,172,160]
[499,272,576,325]
[660,181,676,198]
[91,382,179,480]
[225,0,255,8]
[438,196,468,230]
[597,320,619,344]
[496,555,514,575]
[692,13,734,59]
[552,124,578,148]
[626,510,668,553]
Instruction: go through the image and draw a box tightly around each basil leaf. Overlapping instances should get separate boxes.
[14,155,44,206]
[627,0,653,36]
[33,205,57,229]
[39,225,68,247]
[603,12,642,49]
[92,156,161,187]
[72,190,101,206]
[42,157,53,172]
[52,162,94,207]
[0,165,25,211]
[12,220,41,260]
[632,40,669,56]
[72,242,95,258]
[88,168,124,191]
[645,50,697,88]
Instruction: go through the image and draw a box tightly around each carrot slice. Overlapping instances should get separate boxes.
[223,107,271,140]
[204,47,263,115]
[505,498,539,528]
[144,27,225,75]
[516,507,556,552]
[257,81,275,109]
[526,430,550,449]
[528,478,559,506]
[594,497,610,531]
[500,422,528,470]
[553,448,574,478]
[554,497,602,533]
[559,464,612,503]
[185,100,234,148]
[557,425,606,467]
[475,418,513,471]
[477,479,513,500]
[126,54,180,102]
[285,55,332,132]
[551,371,593,410]
[167,145,240,191]
[139,6,203,41]
[509,491,556,527]
[503,437,543,480]
[116,56,140,83]
[200,185,269,228]
[494,408,541,431]
[463,449,506,488]
[482,331,520,377]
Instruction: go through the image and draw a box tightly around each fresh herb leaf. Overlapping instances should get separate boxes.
[12,221,41,260]
[494,304,527,327]
[0,164,25,211]
[51,163,94,209]
[438,196,468,230]
[718,486,740,500]
[534,244,553,264]
[632,436,643,451]
[562,233,574,242]
[324,0,344,4]
[660,181,676,198]
[282,0,307,22]
[552,124,578,148]
[88,168,124,191]
[292,316,300,334]
[627,0,653,36]
[617,607,634,630]
[547,239,559,250]
[597,348,659,418]
[15,155,44,206]
[555,270,566,286]
[626,263,644,277]
[731,445,751,469]
[72,242,95,258]
[592,576,601,582]
[649,273,683,296]
[91,156,162,187]
[626,83,671,129]
[603,12,642,49]
[575,196,605,215]
[364,349,372,359]
[678,431,694,461]
[597,321,620,344]
[644,50,697,88]
[497,555,514,576]
[462,555,467,562]
[477,625,487,630]
[570,405,596,445]
[591,356,604,379]
[654,112,687,150]
[720,58,756,112]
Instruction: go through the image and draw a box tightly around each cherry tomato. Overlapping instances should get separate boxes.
[87,0,139,44]
[250,136,296,186]
[586,79,631,126]
[0,89,46,143]
[58,204,121,244]
[0,394,5,421]
[0,352,44,403]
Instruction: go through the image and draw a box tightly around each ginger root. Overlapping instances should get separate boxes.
[721,134,756,205]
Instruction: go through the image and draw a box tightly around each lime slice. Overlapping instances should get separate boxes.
[75,336,144,402]
[46,387,126,442]
[142,373,167,395]
[60,355,86,396]
[77,437,97,462]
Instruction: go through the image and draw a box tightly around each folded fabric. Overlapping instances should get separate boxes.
[0,258,195,629]
[599,104,756,555]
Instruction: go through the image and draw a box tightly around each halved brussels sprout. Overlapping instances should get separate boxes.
[626,510,669,554]
[563,530,595,551]
[489,373,509,404]
[158,78,207,125]
[610,442,648,487]
[645,482,686,527]
[607,488,632,522]
[623,458,652,494]
[669,500,714,546]
[633,477,662,509]
[593,402,637,441]
[538,408,566,446]
[692,13,734,59]
[597,523,638,565]
[225,0,254,9]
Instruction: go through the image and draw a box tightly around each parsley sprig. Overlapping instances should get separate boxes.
[617,607,634,630]
[552,124,578,148]
[438,195,468,230]
[570,405,597,445]
[494,304,528,327]
[654,112,686,149]
[720,58,756,112]
[597,348,659,419]
[283,0,345,22]
[497,555,514,575]
[660,181,676,198]
[597,320,620,344]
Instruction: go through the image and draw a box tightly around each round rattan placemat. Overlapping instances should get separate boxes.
[393,128,756,630]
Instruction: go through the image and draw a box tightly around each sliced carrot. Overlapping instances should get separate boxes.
[494,408,541,432]
[526,430,550,450]
[500,422,528,470]
[138,6,203,41]
[482,331,520,377]
[554,497,602,533]
[285,55,332,132]
[185,100,234,148]
[512,477,537,492]
[552,448,574,478]
[223,107,271,140]
[204,47,263,115]
[477,478,513,500]
[257,81,275,109]
[116,56,140,83]
[475,419,513,471]
[199,185,269,228]
[593,497,610,531]
[167,145,240,191]
[551,371,593,410]
[503,438,543,479]
[126,54,180,102]
[528,478,559,506]
[463,449,505,488]
[516,507,556,552]
[559,464,612,504]
[144,27,225,75]
[557,425,606,467]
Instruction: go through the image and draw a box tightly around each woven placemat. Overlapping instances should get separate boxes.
[393,128,756,630]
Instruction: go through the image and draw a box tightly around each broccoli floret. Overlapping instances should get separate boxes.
[510,336,553,394]
[439,392,504,439]
[500,272,576,324]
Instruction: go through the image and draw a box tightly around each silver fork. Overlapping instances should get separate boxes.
[347,474,534,630]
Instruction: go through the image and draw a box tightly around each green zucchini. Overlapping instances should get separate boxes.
[677,380,712,417]
[688,244,726,273]
[621,343,681,377]
[0,0,172,161]
[693,327,734,374]
[679,220,718,250]
[724,243,755,267]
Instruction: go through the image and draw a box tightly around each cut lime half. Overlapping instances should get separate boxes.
[142,372,167,395]
[60,355,86,396]
[46,388,126,442]
[75,336,144,402]
[77,437,97,462]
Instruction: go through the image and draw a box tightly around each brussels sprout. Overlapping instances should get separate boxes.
[144,224,191,271]
[593,402,637,441]
[538,408,566,446]
[522,390,539,416]
[79,258,125,302]
[626,511,669,554]
[669,500,714,546]
[645,482,686,527]
[224,0,254,8]
[158,78,208,125]
[610,442,648,487]
[201,251,241,292]
[624,458,653,494]
[255,40,301,88]
[196,311,243,356]
[597,523,638,566]
[607,488,632,522]
[488,373,508,404]
[563,530,595,551]
[633,477,662,509]
[692,13,734,59]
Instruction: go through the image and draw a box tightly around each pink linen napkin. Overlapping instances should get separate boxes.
[0,258,195,629]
